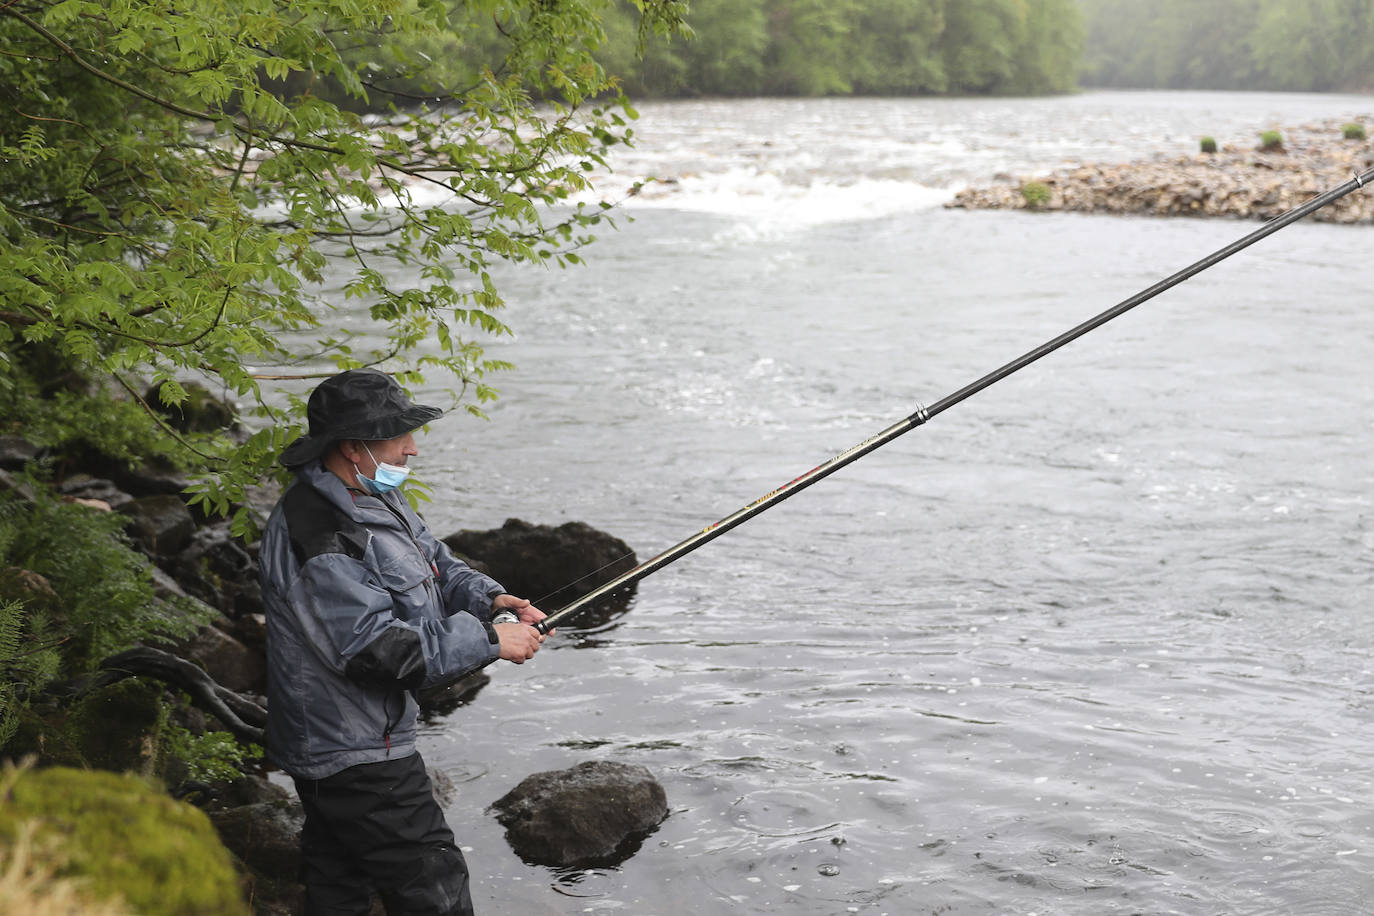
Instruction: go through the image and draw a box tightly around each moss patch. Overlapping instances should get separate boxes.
[1020,181,1052,210]
[0,766,248,915]
[0,820,132,915]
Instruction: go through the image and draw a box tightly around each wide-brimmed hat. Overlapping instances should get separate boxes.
[279,369,444,467]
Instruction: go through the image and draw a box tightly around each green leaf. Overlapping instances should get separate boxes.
[1,0,689,523]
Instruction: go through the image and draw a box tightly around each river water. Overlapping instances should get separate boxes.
[366,92,1374,914]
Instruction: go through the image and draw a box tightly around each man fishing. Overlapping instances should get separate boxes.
[258,368,548,916]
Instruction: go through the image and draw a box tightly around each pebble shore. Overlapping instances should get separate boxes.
[947,119,1374,223]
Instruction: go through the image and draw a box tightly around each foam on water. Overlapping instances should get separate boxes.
[578,170,954,227]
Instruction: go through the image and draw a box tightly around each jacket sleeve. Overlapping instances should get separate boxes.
[409,513,507,619]
[291,552,500,690]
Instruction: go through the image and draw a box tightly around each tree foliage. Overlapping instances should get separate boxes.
[600,0,1085,97]
[1078,0,1374,90]
[0,0,686,534]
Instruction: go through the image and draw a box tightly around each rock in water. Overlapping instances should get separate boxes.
[488,760,667,867]
[443,518,638,613]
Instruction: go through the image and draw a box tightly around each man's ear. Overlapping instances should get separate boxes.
[336,439,364,463]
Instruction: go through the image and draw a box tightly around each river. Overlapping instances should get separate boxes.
[378,91,1374,915]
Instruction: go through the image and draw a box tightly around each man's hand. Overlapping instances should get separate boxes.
[491,594,552,631]
[491,594,550,663]
[494,621,543,663]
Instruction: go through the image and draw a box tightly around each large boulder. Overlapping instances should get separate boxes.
[443,519,638,619]
[488,760,667,867]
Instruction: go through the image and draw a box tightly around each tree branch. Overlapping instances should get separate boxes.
[113,373,225,464]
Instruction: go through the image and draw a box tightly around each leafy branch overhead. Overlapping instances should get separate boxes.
[0,0,686,532]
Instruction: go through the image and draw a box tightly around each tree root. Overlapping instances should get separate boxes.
[94,646,267,745]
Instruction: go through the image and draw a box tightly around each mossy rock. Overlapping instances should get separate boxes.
[16,678,169,774]
[73,678,169,771]
[0,766,249,915]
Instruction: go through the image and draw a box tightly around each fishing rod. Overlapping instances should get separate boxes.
[535,165,1374,635]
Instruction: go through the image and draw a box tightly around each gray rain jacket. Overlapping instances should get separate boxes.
[260,462,504,779]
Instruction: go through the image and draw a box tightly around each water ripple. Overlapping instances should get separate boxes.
[420,93,1374,915]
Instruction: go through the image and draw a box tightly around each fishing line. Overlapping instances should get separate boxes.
[534,166,1374,635]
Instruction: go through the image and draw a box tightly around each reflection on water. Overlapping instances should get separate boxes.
[392,92,1374,914]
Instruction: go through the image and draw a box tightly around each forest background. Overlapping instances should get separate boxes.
[2,0,1373,910]
[618,0,1374,96]
[307,0,1374,104]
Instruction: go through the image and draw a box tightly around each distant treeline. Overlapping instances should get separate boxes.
[598,0,1084,97]
[1078,0,1374,91]
[325,0,1374,109]
[337,0,1085,107]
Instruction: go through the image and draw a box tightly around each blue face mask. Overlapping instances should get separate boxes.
[355,443,411,495]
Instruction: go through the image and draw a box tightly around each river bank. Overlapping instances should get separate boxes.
[946,118,1374,222]
[0,406,643,913]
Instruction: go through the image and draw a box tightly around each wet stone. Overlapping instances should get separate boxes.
[443,518,638,616]
[488,760,667,867]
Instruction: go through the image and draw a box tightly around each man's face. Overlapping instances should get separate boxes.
[360,431,418,474]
